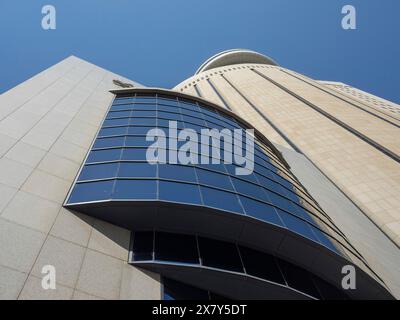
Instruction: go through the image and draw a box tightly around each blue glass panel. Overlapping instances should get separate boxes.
[132,110,156,117]
[159,181,202,205]
[78,163,119,181]
[183,122,204,133]
[130,118,157,126]
[199,105,218,116]
[118,162,157,178]
[196,162,227,174]
[98,126,128,137]
[93,137,125,149]
[113,97,133,104]
[179,102,198,111]
[134,97,157,103]
[231,177,268,202]
[179,108,202,118]
[195,168,234,191]
[182,115,206,126]
[239,196,283,226]
[225,165,258,183]
[256,173,287,195]
[113,179,157,199]
[157,119,184,128]
[128,126,154,135]
[87,149,122,163]
[277,209,319,242]
[110,104,133,111]
[131,103,156,109]
[267,191,297,213]
[159,164,197,182]
[125,136,154,147]
[103,118,130,127]
[158,111,182,121]
[158,98,179,107]
[68,180,114,203]
[310,226,340,254]
[121,148,148,161]
[200,186,243,214]
[107,110,132,118]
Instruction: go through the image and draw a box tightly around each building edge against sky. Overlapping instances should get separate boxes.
[175,49,400,296]
[0,50,398,299]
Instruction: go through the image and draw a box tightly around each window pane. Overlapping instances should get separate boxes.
[103,118,130,127]
[158,98,179,107]
[67,180,114,203]
[277,209,319,242]
[98,127,127,137]
[163,278,209,300]
[113,97,133,104]
[110,104,133,111]
[134,97,157,103]
[159,181,202,205]
[113,179,157,199]
[182,115,206,126]
[93,137,125,149]
[195,168,233,191]
[87,148,122,163]
[239,196,283,226]
[278,260,321,299]
[231,177,267,202]
[132,231,153,261]
[107,110,132,118]
[128,126,154,135]
[132,110,156,117]
[155,232,199,264]
[159,164,197,182]
[78,163,119,181]
[121,148,148,161]
[118,162,157,178]
[200,186,243,214]
[239,246,285,284]
[158,111,182,121]
[198,237,243,273]
[130,118,157,126]
[312,276,348,300]
[125,136,154,147]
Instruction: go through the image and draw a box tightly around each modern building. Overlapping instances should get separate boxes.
[0,51,399,300]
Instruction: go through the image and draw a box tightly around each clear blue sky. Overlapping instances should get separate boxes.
[0,0,399,103]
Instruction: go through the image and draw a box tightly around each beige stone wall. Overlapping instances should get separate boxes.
[0,56,161,300]
[319,81,400,116]
[175,63,400,248]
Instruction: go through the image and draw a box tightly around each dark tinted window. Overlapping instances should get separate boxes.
[278,260,321,299]
[198,237,243,273]
[163,278,209,300]
[239,246,285,284]
[132,231,153,261]
[155,232,199,264]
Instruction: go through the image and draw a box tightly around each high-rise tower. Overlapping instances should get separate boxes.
[0,52,399,299]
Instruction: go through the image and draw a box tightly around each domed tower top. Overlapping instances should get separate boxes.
[195,49,279,75]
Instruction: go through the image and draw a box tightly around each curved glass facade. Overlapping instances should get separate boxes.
[64,89,390,299]
[132,231,349,300]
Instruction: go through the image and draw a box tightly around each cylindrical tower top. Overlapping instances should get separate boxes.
[195,49,279,75]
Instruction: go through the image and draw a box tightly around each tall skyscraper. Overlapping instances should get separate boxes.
[0,51,399,300]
